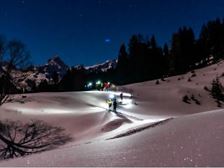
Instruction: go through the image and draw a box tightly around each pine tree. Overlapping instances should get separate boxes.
[116,44,129,84]
[211,78,224,106]
[199,18,224,61]
[171,27,196,74]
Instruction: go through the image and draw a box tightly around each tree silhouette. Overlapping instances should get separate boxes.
[0,120,72,160]
[199,18,224,61]
[171,27,196,74]
[59,66,87,91]
[7,40,31,72]
[0,39,31,104]
[210,78,224,107]
[116,43,130,84]
[163,43,170,74]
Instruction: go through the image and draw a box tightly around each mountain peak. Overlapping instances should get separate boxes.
[85,59,117,72]
[47,55,65,66]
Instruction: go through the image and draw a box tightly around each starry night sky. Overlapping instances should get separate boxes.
[0,0,224,66]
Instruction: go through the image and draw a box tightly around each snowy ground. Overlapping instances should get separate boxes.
[1,61,224,166]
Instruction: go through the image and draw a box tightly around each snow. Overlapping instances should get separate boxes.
[10,55,69,91]
[85,59,117,72]
[1,110,224,167]
[1,60,224,166]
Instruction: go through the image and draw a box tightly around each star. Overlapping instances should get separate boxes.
[105,38,111,43]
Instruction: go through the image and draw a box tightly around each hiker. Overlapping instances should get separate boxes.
[106,99,112,111]
[113,98,117,112]
[120,92,123,101]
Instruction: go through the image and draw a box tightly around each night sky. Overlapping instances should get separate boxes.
[0,0,224,66]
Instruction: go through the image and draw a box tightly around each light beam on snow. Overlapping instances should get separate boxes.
[107,91,132,98]
[14,107,105,115]
[121,99,133,109]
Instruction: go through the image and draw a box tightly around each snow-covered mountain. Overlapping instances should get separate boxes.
[38,55,69,79]
[11,55,69,91]
[9,56,117,92]
[84,59,117,73]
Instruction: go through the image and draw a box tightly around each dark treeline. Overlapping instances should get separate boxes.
[115,18,224,84]
[57,18,224,91]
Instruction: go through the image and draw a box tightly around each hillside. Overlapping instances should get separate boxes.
[0,60,224,166]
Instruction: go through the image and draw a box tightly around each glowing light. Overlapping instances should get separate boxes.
[109,94,115,99]
[87,82,93,87]
[96,80,101,85]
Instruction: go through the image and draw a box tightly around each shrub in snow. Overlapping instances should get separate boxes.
[182,95,190,104]
[204,86,210,92]
[188,78,192,82]
[191,94,201,105]
[191,70,195,73]
[210,78,224,107]
[183,94,201,105]
[191,73,196,78]
[155,80,160,85]
[22,95,27,98]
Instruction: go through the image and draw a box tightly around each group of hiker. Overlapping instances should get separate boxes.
[106,93,123,113]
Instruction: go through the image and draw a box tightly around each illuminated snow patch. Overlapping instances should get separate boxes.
[121,99,134,109]
[42,109,76,114]
[122,92,132,97]
[106,118,169,139]
[107,91,132,98]
[122,103,134,109]
[14,107,105,115]
[109,94,115,99]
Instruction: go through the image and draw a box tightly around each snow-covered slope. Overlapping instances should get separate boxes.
[1,60,224,166]
[85,59,117,72]
[1,109,223,167]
